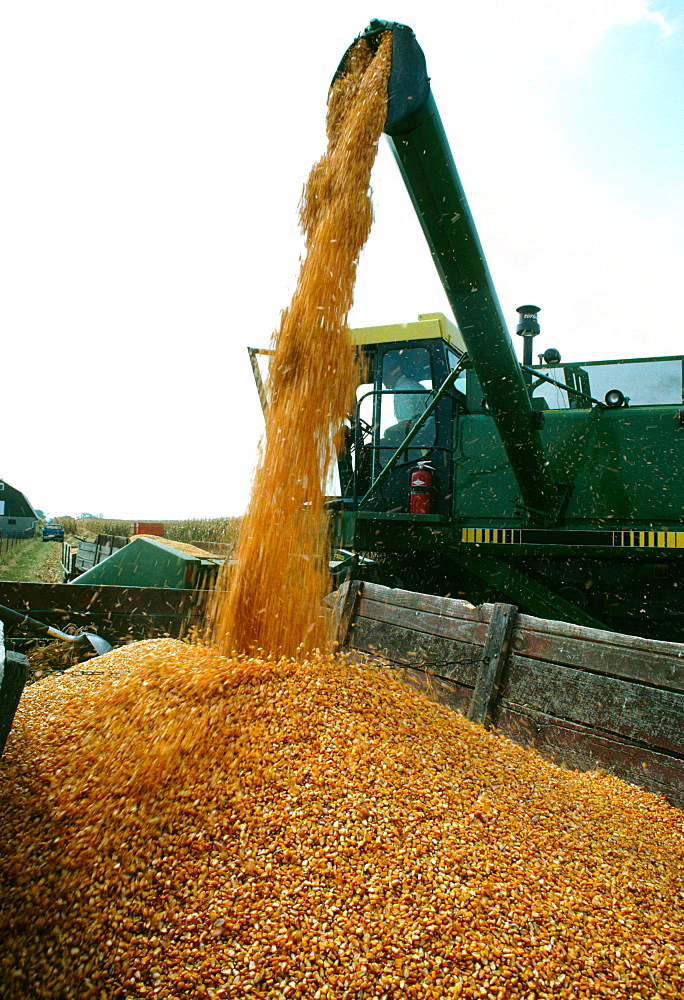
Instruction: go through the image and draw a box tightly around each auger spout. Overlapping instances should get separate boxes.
[335,21,559,523]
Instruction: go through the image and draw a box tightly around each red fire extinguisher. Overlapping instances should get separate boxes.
[409,462,434,514]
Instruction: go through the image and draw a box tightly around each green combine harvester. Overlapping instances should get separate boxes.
[327,20,684,642]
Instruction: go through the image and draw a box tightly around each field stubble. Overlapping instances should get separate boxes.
[0,535,63,583]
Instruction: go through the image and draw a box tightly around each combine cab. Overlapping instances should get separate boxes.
[325,21,684,642]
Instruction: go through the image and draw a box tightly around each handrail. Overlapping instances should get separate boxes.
[359,361,466,508]
[521,365,605,408]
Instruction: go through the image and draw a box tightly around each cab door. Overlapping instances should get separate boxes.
[343,339,460,514]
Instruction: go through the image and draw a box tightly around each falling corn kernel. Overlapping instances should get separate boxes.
[209,32,392,659]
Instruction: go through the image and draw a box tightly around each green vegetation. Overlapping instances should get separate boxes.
[0,536,63,583]
[53,516,79,535]
[63,517,130,538]
[54,517,241,548]
[162,519,240,545]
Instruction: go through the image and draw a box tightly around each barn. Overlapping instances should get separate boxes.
[0,480,39,538]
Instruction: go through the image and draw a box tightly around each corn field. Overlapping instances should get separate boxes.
[53,516,241,547]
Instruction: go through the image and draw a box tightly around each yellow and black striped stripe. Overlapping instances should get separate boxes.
[462,528,522,545]
[613,531,684,548]
[461,527,684,548]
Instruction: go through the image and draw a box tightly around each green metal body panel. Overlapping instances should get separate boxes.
[333,503,683,639]
[72,536,212,590]
[455,406,683,524]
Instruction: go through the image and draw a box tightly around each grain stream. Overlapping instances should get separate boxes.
[209,33,392,658]
[1,639,683,999]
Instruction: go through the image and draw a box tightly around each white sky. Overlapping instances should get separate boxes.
[1,0,681,519]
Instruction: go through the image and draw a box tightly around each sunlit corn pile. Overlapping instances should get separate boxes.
[131,537,221,560]
[2,639,683,1000]
[210,33,392,659]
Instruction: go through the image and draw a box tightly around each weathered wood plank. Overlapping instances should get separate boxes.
[513,607,684,657]
[361,583,684,693]
[0,582,208,617]
[495,704,684,810]
[6,614,197,644]
[509,622,684,692]
[349,616,480,686]
[502,653,684,754]
[95,534,129,549]
[468,603,517,728]
[0,582,210,642]
[357,597,487,647]
[361,583,487,623]
[396,666,473,716]
[336,580,363,648]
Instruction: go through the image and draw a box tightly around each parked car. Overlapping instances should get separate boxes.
[42,524,65,542]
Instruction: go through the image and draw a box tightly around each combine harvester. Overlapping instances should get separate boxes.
[328,21,683,642]
[317,22,684,805]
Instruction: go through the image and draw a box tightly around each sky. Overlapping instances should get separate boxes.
[0,0,682,519]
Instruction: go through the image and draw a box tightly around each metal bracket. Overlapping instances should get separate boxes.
[467,602,517,728]
[247,347,274,413]
[333,579,364,648]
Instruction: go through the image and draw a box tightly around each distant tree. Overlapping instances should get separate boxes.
[34,509,45,519]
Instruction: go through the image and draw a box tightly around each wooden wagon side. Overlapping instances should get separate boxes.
[336,581,684,809]
[0,581,209,646]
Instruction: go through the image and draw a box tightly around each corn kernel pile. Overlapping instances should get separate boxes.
[210,33,392,659]
[2,639,682,999]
